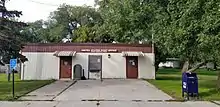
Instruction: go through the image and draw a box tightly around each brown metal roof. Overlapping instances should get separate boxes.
[22,43,153,53]
[24,43,152,47]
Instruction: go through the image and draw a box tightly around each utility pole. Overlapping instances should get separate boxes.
[152,27,155,54]
[152,27,156,78]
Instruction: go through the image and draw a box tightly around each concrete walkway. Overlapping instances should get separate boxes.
[213,101,220,106]
[3,79,219,107]
[0,101,219,107]
[20,80,76,101]
[55,79,173,101]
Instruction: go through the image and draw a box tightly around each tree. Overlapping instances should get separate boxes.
[24,4,103,43]
[74,26,96,42]
[0,0,27,64]
[96,0,155,43]
[153,0,220,70]
[95,0,169,70]
[152,0,220,89]
[21,4,105,43]
[20,20,48,43]
[45,4,103,42]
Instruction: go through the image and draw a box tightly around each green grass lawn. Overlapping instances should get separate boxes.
[148,68,220,100]
[0,73,55,100]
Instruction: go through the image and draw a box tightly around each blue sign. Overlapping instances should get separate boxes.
[10,59,17,70]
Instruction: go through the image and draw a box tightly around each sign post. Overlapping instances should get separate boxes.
[12,69,15,98]
[10,59,17,98]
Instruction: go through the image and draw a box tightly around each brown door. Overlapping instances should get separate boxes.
[60,56,72,78]
[126,56,138,79]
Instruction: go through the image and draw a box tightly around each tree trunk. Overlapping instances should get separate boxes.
[155,64,159,72]
[217,71,220,90]
[181,61,206,73]
[181,61,189,73]
[155,59,160,72]
[214,61,217,70]
[187,62,206,72]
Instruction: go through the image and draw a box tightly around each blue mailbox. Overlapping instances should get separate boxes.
[182,72,199,100]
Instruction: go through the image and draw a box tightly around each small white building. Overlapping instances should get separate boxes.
[159,58,180,68]
[21,43,155,80]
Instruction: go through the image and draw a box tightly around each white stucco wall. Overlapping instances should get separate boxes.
[72,53,126,79]
[138,53,155,79]
[73,53,155,79]
[22,52,155,80]
[21,52,59,80]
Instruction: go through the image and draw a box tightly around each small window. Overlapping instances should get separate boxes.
[129,60,136,66]
[63,61,68,65]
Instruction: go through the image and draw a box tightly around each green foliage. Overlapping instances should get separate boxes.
[0,0,27,64]
[95,0,220,70]
[23,4,103,43]
[74,26,96,42]
[20,20,45,43]
[96,0,169,69]
[17,0,220,69]
[50,4,102,41]
[97,0,154,43]
[153,0,220,64]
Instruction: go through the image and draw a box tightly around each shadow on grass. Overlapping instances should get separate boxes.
[0,80,44,83]
[199,80,216,88]
[158,68,218,76]
[199,89,220,98]
[196,72,217,76]
[157,70,181,75]
[156,76,181,80]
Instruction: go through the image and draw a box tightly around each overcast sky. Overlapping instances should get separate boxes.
[6,0,95,22]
